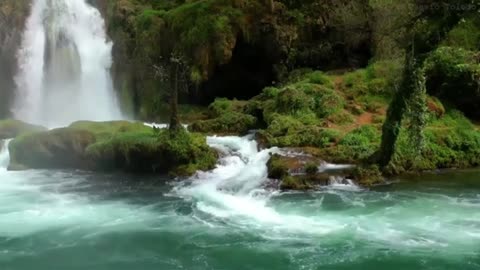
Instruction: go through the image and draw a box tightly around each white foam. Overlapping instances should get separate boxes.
[0,139,12,171]
[319,162,355,172]
[171,135,480,252]
[144,122,189,129]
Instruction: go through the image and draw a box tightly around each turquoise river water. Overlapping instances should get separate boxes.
[0,136,479,270]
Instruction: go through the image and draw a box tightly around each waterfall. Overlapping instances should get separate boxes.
[13,0,122,127]
[0,140,12,171]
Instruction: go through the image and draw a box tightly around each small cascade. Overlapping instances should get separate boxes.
[0,139,12,170]
[13,0,122,127]
[328,175,361,191]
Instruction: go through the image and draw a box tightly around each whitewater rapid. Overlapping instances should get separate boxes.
[0,135,479,267]
[13,0,122,127]
[172,136,480,250]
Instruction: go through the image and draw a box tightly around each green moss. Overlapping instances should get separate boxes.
[425,47,480,78]
[0,119,46,139]
[426,96,445,118]
[305,162,319,175]
[280,176,310,191]
[267,154,289,179]
[267,127,342,148]
[310,87,345,118]
[327,111,355,125]
[352,165,384,187]
[444,17,480,50]
[275,87,315,115]
[315,125,382,163]
[208,98,247,117]
[386,110,480,174]
[342,60,402,99]
[86,127,217,175]
[189,112,258,135]
[9,128,96,170]
[307,71,334,87]
[9,121,217,175]
[69,121,151,139]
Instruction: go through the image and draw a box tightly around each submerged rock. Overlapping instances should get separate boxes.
[8,121,217,175]
[0,119,47,139]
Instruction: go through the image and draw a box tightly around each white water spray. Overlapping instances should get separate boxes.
[174,136,355,235]
[0,140,12,170]
[13,0,122,127]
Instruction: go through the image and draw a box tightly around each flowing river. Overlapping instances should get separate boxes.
[3,1,480,268]
[1,137,480,270]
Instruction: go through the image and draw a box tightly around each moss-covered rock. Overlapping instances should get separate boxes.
[0,119,47,139]
[267,152,338,191]
[8,121,217,175]
[8,128,96,170]
[266,154,290,179]
[86,127,217,175]
[280,176,311,191]
[352,165,384,187]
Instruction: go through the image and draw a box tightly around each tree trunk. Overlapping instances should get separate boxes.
[169,63,180,131]
[378,51,419,167]
[268,0,274,13]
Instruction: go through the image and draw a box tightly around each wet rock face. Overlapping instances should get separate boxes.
[266,150,356,191]
[0,0,31,118]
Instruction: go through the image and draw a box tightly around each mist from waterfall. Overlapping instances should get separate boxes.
[13,0,122,127]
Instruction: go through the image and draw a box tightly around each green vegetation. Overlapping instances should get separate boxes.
[386,110,480,175]
[0,119,46,139]
[105,0,376,119]
[189,112,257,135]
[8,121,217,175]
[4,0,480,190]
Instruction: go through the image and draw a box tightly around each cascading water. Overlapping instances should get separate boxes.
[0,139,12,170]
[0,134,480,269]
[173,136,361,234]
[13,0,122,127]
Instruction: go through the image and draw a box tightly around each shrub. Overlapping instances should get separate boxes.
[308,71,334,87]
[304,162,319,175]
[275,87,314,114]
[309,87,345,118]
[189,112,258,135]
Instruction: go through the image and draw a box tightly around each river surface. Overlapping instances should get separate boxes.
[1,137,480,270]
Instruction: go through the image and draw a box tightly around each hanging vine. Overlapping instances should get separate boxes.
[405,65,428,157]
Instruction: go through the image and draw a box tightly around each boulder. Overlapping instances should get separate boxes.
[8,128,96,170]
[0,119,46,139]
[267,152,351,191]
[8,121,218,175]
